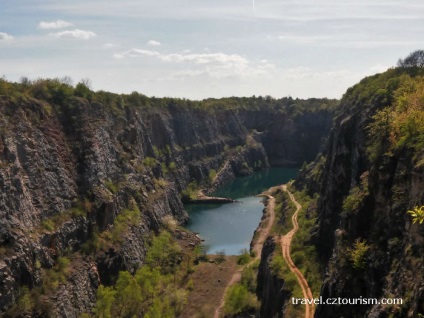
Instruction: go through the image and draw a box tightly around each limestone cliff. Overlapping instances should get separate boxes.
[296,68,424,317]
[0,90,335,317]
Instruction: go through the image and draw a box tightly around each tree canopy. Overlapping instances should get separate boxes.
[397,50,424,68]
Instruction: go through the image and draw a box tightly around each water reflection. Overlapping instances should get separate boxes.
[184,167,298,255]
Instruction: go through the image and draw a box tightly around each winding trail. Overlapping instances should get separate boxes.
[281,185,314,318]
[213,190,276,318]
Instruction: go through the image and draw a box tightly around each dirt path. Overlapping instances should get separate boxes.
[213,192,276,318]
[280,185,314,318]
[213,160,230,184]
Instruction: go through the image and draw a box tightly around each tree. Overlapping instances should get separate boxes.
[348,238,370,270]
[95,285,116,318]
[145,231,182,273]
[397,50,424,68]
[114,271,143,317]
[75,78,92,99]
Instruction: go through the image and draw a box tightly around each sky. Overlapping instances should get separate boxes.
[0,0,423,100]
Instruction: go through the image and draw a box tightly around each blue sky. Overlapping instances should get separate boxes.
[0,0,423,99]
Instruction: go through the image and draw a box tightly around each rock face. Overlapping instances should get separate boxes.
[257,237,287,318]
[295,69,424,317]
[0,95,334,316]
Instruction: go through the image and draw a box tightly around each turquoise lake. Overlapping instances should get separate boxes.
[184,167,299,255]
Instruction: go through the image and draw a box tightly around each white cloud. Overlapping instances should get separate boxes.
[103,43,116,48]
[113,48,160,59]
[49,29,96,40]
[38,20,73,29]
[147,40,161,46]
[113,47,276,80]
[0,32,14,41]
[114,48,248,65]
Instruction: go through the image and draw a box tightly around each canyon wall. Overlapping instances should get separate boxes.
[295,69,424,317]
[0,93,335,316]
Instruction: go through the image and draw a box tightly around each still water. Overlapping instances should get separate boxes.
[184,167,298,255]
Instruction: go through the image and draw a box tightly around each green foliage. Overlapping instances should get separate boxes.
[42,257,71,292]
[3,286,37,316]
[145,231,182,274]
[271,187,323,299]
[237,249,251,265]
[342,187,364,214]
[168,162,177,172]
[94,231,187,318]
[348,238,370,270]
[143,157,157,168]
[342,172,369,216]
[94,285,116,318]
[224,284,258,315]
[104,180,118,194]
[407,205,424,224]
[40,201,89,233]
[153,146,162,157]
[17,286,34,312]
[208,169,217,184]
[308,154,326,184]
[366,75,424,163]
[240,263,258,293]
[180,181,198,201]
[186,279,194,291]
[42,219,55,232]
[269,253,285,277]
[161,162,168,175]
[74,79,92,100]
[108,207,141,244]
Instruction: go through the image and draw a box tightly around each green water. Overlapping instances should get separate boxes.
[184,167,299,255]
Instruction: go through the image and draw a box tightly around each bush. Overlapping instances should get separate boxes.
[161,162,168,175]
[143,157,157,168]
[215,250,226,264]
[241,265,257,292]
[105,180,118,194]
[168,162,177,172]
[42,219,55,232]
[237,249,251,265]
[348,238,370,270]
[208,169,217,184]
[180,181,198,201]
[42,257,71,292]
[224,284,258,315]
